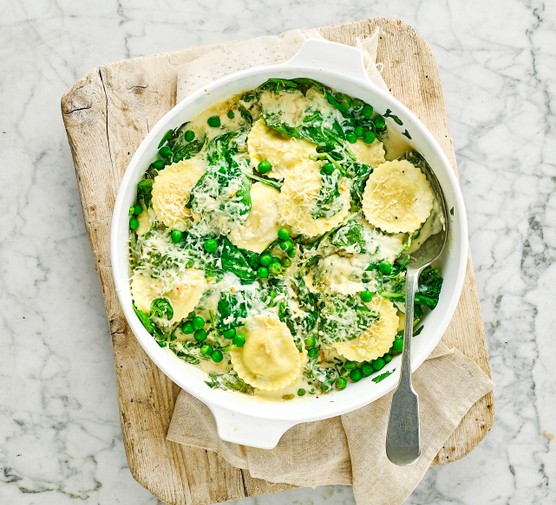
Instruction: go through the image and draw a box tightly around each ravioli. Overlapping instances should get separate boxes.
[131,269,207,325]
[151,158,205,231]
[362,160,434,234]
[350,138,386,167]
[247,119,317,179]
[277,161,350,237]
[228,182,281,253]
[334,296,399,362]
[230,314,302,391]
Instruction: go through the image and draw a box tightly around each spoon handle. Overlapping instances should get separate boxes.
[386,268,421,465]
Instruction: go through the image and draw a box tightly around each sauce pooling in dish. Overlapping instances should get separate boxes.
[128,78,444,399]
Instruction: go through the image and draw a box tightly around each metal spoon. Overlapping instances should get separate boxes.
[385,159,449,466]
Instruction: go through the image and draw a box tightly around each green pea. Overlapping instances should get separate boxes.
[350,368,363,382]
[354,125,365,138]
[260,253,272,267]
[203,239,218,253]
[322,162,335,175]
[133,204,143,216]
[194,329,207,342]
[207,116,221,128]
[373,357,386,371]
[152,159,165,169]
[362,104,374,118]
[304,336,316,349]
[307,347,319,358]
[360,290,373,303]
[227,110,235,119]
[257,160,272,174]
[363,130,376,144]
[269,262,283,275]
[346,132,357,144]
[278,227,290,240]
[340,94,352,109]
[129,217,139,230]
[181,321,194,334]
[257,266,269,278]
[361,362,374,377]
[384,353,393,363]
[352,98,363,111]
[281,257,292,268]
[297,388,306,396]
[393,338,404,354]
[378,261,392,275]
[279,240,294,252]
[200,344,213,355]
[223,327,236,339]
[233,334,246,347]
[211,349,224,363]
[373,115,386,130]
[192,315,205,330]
[344,361,357,371]
[184,130,195,142]
[287,249,296,258]
[159,145,172,158]
[170,229,183,243]
[270,256,281,264]
[335,377,347,390]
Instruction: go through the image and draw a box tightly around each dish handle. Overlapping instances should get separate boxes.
[286,38,373,87]
[208,404,297,450]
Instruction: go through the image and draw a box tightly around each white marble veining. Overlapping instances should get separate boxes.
[1,0,555,503]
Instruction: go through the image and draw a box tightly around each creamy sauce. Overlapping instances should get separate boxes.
[129,78,444,400]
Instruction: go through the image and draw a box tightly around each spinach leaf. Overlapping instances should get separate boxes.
[289,275,318,333]
[346,162,373,204]
[137,178,154,206]
[304,356,341,393]
[379,267,443,311]
[312,168,344,219]
[163,124,206,162]
[220,238,257,283]
[372,370,395,383]
[217,290,248,330]
[329,220,367,252]
[150,297,174,320]
[238,248,261,271]
[170,341,202,365]
[317,294,379,344]
[206,370,255,395]
[133,304,156,334]
[416,267,443,309]
[133,303,168,347]
[190,132,252,232]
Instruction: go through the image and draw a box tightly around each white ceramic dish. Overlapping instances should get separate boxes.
[111,39,468,449]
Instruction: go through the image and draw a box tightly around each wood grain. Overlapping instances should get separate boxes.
[61,18,494,504]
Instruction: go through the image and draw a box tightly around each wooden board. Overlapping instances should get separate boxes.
[61,18,494,505]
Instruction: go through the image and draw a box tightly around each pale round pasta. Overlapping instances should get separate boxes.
[151,158,205,231]
[362,159,434,234]
[230,314,302,391]
[334,296,399,362]
[228,182,281,253]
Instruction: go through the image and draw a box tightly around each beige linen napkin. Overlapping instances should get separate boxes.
[167,28,494,505]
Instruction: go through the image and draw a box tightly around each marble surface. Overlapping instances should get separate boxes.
[1,0,555,503]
